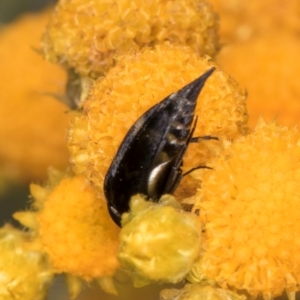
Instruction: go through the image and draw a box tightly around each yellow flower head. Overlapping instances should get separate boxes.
[118,195,201,286]
[68,44,248,202]
[13,170,120,297]
[42,0,219,77]
[36,175,120,281]
[191,120,300,298]
[0,10,70,183]
[0,225,53,300]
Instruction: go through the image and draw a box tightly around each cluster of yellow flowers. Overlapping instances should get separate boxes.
[1,0,300,300]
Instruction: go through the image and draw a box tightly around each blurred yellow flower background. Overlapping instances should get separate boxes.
[0,9,70,183]
[212,0,300,129]
[217,32,300,128]
[209,0,300,42]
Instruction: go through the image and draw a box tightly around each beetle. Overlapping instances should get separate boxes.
[104,67,216,226]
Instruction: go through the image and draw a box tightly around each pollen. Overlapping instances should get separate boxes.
[191,120,300,298]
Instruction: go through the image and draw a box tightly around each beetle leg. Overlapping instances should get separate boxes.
[190,135,218,143]
[164,167,183,194]
[182,165,212,177]
[161,115,198,193]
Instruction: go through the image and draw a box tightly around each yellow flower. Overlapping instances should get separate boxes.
[191,120,300,298]
[118,195,201,286]
[0,9,70,183]
[217,32,300,129]
[0,225,53,300]
[42,0,219,77]
[14,171,120,297]
[68,44,248,202]
[38,175,120,279]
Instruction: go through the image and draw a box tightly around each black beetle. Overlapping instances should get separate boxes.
[104,67,215,226]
